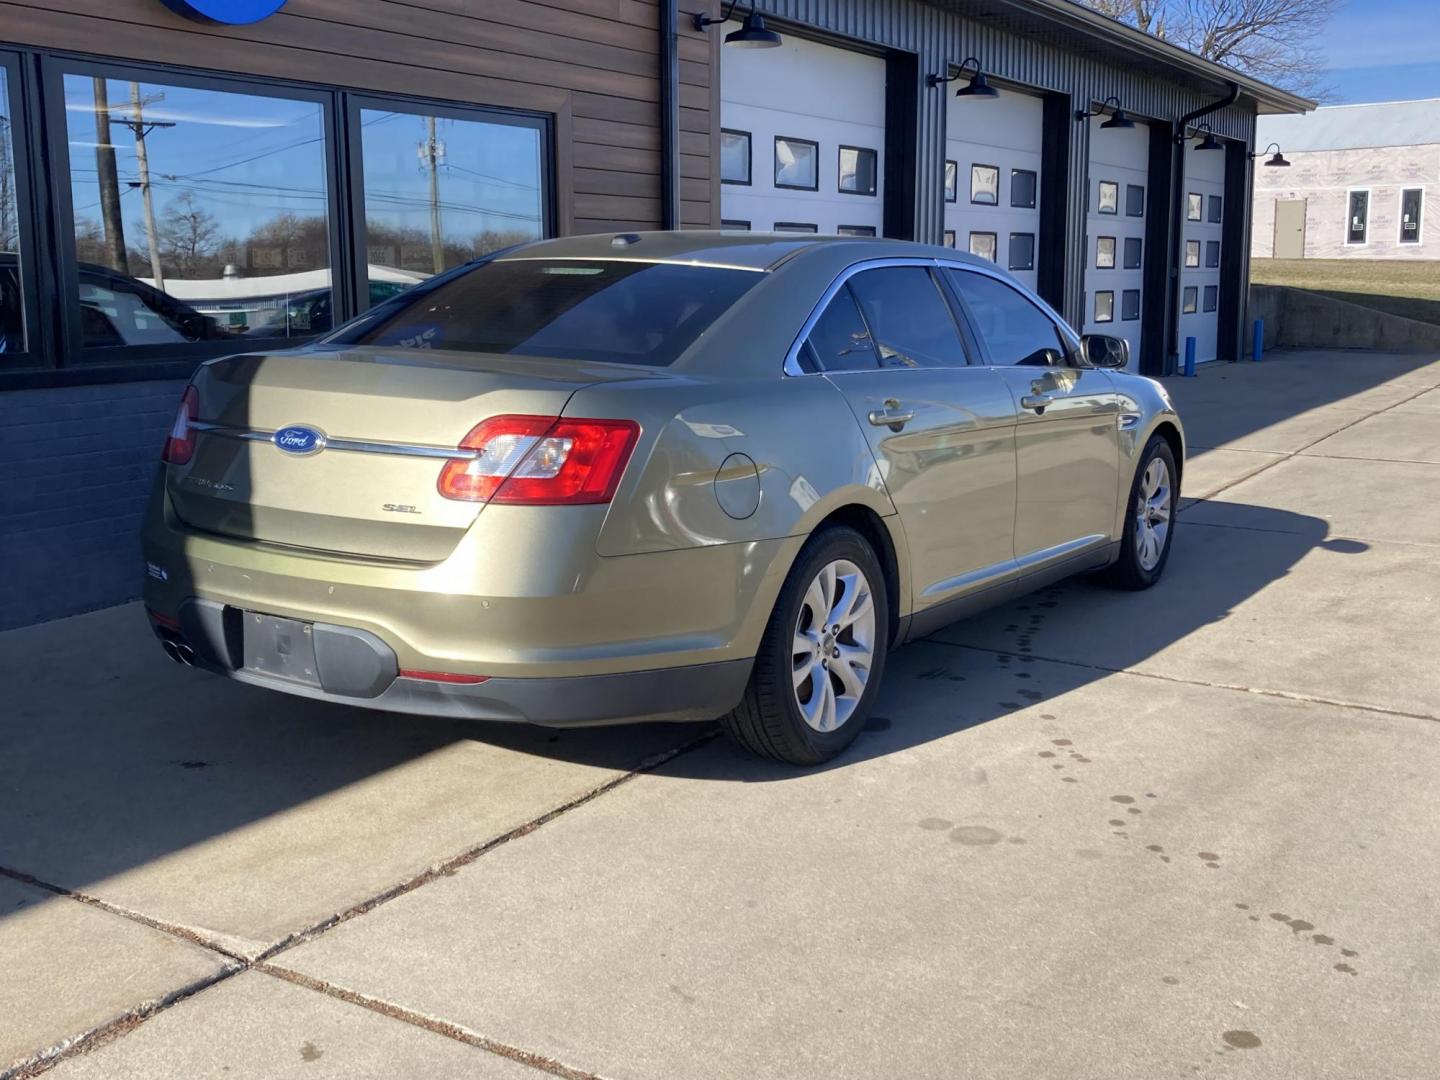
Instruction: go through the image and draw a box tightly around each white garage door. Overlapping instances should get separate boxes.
[720,29,885,236]
[944,88,1044,292]
[1179,146,1226,363]
[1083,116,1150,371]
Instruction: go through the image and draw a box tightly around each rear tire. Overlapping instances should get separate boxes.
[1103,434,1177,590]
[720,526,889,765]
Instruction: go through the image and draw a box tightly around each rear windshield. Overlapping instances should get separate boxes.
[329,258,761,367]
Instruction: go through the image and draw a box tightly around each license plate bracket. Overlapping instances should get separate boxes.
[242,612,320,687]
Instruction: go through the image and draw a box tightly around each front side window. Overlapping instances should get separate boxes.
[1399,188,1422,243]
[1347,190,1369,244]
[63,74,330,347]
[721,129,750,184]
[1,65,25,355]
[803,285,878,372]
[334,259,759,368]
[775,137,818,190]
[838,146,877,196]
[359,106,543,287]
[847,267,968,369]
[946,269,1067,367]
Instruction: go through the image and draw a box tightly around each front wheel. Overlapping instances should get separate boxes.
[720,526,889,764]
[1103,434,1177,590]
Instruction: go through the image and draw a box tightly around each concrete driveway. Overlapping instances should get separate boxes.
[3,348,1438,1079]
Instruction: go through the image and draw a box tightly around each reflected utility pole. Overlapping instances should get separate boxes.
[118,82,173,291]
[91,78,128,274]
[420,116,445,275]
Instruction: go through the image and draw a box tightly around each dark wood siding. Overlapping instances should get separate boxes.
[0,0,719,232]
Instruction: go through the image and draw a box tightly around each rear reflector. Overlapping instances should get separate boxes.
[399,669,490,685]
[146,608,181,632]
[438,414,640,505]
[162,385,199,465]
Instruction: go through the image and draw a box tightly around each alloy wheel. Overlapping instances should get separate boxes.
[791,558,877,733]
[1134,456,1172,572]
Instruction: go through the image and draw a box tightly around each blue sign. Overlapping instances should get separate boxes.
[273,426,325,456]
[160,0,287,25]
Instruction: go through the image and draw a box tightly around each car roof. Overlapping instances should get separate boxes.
[492,230,996,273]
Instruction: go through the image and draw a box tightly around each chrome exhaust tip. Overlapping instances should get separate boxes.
[175,643,195,666]
[162,639,184,664]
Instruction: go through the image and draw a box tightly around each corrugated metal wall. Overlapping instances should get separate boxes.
[761,0,1259,326]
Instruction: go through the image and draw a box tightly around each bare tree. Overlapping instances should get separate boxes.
[152,191,221,278]
[1080,0,1339,96]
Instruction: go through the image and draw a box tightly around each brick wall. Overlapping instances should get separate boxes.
[0,380,186,630]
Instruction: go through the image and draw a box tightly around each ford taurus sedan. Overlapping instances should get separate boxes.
[143,232,1182,764]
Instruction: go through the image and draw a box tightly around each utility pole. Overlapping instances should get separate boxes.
[421,116,445,275]
[90,78,129,275]
[125,82,171,291]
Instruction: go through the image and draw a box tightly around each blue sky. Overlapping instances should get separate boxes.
[1320,0,1440,103]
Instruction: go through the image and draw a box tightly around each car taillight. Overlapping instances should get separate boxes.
[438,415,640,505]
[162,386,199,465]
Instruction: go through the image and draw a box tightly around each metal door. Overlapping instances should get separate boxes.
[1274,199,1306,259]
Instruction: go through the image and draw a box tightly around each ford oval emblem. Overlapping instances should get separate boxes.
[273,425,326,456]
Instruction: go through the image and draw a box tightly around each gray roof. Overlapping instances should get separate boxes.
[1256,98,1440,152]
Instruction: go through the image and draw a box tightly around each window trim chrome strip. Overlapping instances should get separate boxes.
[189,421,477,460]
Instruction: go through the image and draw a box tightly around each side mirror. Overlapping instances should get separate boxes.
[1082,334,1129,369]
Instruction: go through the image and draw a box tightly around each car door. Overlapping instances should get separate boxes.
[943,267,1121,577]
[795,262,1020,621]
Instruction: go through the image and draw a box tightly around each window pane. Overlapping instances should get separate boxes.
[1122,289,1140,321]
[1125,184,1144,217]
[944,160,957,202]
[1,67,25,354]
[1203,284,1218,312]
[1208,195,1222,223]
[968,231,997,262]
[943,229,956,248]
[1010,169,1037,209]
[1182,285,1198,313]
[848,267,967,369]
[838,146,876,195]
[63,74,330,346]
[1008,232,1035,271]
[1186,193,1202,221]
[1185,240,1200,268]
[775,137,817,190]
[361,107,543,293]
[1094,290,1114,323]
[836,225,876,237]
[774,221,817,234]
[946,269,1065,367]
[804,285,878,372]
[1123,236,1142,269]
[1205,240,1220,268]
[1348,191,1368,243]
[970,164,999,205]
[1098,181,1118,214]
[1096,236,1116,268]
[720,130,750,184]
[337,259,759,368]
[1400,189,1422,242]
[721,219,750,231]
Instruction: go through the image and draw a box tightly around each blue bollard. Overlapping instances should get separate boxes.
[1183,336,1196,377]
[1253,319,1264,362]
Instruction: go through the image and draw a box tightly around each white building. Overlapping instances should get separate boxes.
[1253,99,1437,260]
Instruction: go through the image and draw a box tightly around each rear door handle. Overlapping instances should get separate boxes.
[868,399,915,430]
[1020,393,1054,412]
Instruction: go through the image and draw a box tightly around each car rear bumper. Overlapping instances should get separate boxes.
[154,597,751,726]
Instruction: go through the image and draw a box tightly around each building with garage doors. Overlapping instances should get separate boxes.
[1,0,1306,629]
[1252,99,1438,261]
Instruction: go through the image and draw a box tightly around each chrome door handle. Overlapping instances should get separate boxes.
[868,400,915,430]
[1020,393,1054,412]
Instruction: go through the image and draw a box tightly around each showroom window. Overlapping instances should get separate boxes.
[838,146,877,196]
[1346,190,1369,244]
[775,137,818,191]
[1008,233,1035,271]
[721,129,750,185]
[1010,169,1037,210]
[1,59,31,359]
[1399,189,1423,243]
[60,72,334,349]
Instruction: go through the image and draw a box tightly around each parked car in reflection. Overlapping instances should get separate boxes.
[143,233,1183,764]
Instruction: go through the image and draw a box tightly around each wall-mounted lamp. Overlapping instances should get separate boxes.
[1185,122,1224,151]
[1076,95,1135,130]
[926,57,998,98]
[693,1,782,48]
[1252,141,1290,167]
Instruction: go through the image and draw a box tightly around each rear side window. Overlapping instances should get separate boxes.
[945,269,1067,367]
[803,286,879,372]
[847,267,970,369]
[331,259,760,367]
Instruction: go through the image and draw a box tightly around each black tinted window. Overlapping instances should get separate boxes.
[334,259,759,367]
[946,270,1067,367]
[803,286,878,372]
[847,267,968,368]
